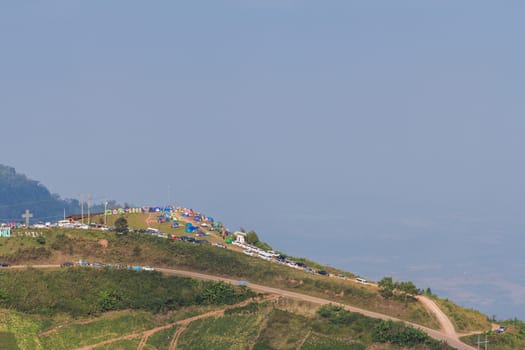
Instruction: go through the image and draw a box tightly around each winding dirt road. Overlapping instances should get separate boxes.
[156,268,475,350]
[10,264,476,350]
[417,295,457,336]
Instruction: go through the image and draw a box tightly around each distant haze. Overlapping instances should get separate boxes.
[1,1,523,320]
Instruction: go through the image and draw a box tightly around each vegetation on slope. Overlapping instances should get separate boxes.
[0,229,440,329]
[0,268,254,317]
[462,318,525,350]
[0,296,454,350]
[431,296,492,333]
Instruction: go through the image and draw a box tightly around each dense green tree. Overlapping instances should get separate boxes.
[246,231,260,245]
[396,281,419,296]
[114,216,129,234]
[97,289,123,311]
[379,277,419,301]
[245,230,273,251]
[378,277,394,298]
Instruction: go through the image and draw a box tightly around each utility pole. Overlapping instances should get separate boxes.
[87,193,91,225]
[80,193,84,224]
[104,200,108,226]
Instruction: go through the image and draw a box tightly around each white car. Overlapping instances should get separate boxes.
[142,266,155,271]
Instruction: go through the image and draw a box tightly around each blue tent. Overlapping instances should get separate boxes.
[185,222,198,233]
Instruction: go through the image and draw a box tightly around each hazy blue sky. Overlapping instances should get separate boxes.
[1,1,524,319]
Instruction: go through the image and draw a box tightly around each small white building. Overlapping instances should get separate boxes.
[233,231,246,244]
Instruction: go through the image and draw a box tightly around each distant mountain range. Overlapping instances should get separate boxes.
[0,164,107,223]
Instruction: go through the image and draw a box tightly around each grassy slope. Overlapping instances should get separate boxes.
[461,319,525,350]
[1,217,493,333]
[0,309,46,350]
[0,228,438,329]
[0,332,19,350]
[40,311,156,349]
[145,325,178,350]
[0,296,452,350]
[178,314,261,350]
[431,297,492,333]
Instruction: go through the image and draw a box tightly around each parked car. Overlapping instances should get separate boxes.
[143,266,155,271]
[60,262,74,267]
[91,262,105,267]
[317,270,328,276]
[496,326,507,334]
[0,262,10,267]
[213,242,226,248]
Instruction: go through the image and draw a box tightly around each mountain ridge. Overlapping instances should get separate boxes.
[0,164,105,223]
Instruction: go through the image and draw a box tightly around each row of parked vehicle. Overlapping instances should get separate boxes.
[231,240,350,279]
[173,235,210,244]
[61,260,155,271]
[230,240,370,284]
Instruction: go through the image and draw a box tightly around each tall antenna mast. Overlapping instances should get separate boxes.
[87,193,91,225]
[80,193,84,224]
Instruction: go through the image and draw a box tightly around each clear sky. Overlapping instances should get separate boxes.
[1,1,524,319]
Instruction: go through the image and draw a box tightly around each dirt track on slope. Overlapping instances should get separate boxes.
[417,295,457,336]
[10,264,476,350]
[74,298,263,350]
[156,268,476,350]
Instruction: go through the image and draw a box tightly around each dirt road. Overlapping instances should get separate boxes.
[417,295,457,336]
[157,268,476,350]
[11,264,476,350]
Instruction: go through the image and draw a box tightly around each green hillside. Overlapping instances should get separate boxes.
[0,207,510,349]
[0,271,454,350]
[0,228,439,328]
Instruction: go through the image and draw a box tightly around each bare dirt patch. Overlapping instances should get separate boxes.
[98,239,108,248]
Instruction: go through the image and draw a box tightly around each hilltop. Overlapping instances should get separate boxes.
[0,169,519,349]
[0,217,510,349]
